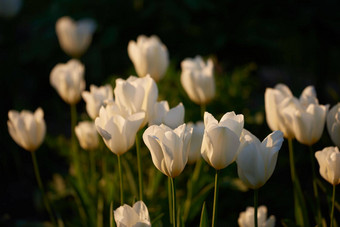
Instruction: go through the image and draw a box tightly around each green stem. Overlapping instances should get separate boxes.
[200,104,206,118]
[168,177,173,224]
[136,133,143,201]
[212,170,220,227]
[97,194,104,227]
[117,155,124,205]
[110,201,114,227]
[330,184,336,227]
[171,177,177,227]
[31,151,56,225]
[288,139,296,183]
[254,189,258,227]
[90,150,96,193]
[309,145,322,225]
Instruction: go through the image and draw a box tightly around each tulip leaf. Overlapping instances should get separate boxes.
[199,202,209,227]
[281,218,299,227]
[151,213,164,225]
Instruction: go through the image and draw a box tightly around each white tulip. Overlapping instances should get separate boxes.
[114,201,151,227]
[236,130,283,189]
[0,0,22,18]
[128,35,169,82]
[7,108,46,152]
[75,121,99,150]
[50,59,86,105]
[181,56,215,105]
[148,101,184,129]
[238,206,276,227]
[187,121,204,164]
[315,146,340,185]
[201,111,244,170]
[82,84,113,119]
[327,103,340,148]
[143,124,193,178]
[56,16,96,58]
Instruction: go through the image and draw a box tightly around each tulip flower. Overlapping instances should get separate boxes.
[181,56,215,105]
[327,103,340,148]
[187,121,204,164]
[82,84,113,119]
[114,201,151,227]
[50,59,86,105]
[0,0,22,18]
[236,130,283,189]
[56,16,96,58]
[75,121,99,151]
[149,101,184,129]
[238,206,275,227]
[7,108,46,152]
[128,35,169,82]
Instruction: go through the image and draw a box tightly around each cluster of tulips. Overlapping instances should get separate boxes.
[7,16,340,227]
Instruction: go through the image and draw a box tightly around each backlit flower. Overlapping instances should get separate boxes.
[238,205,275,227]
[315,146,340,185]
[114,201,151,227]
[75,121,99,150]
[327,103,340,147]
[148,101,184,129]
[187,121,204,164]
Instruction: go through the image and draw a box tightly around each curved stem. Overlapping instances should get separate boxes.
[31,151,56,225]
[254,189,258,227]
[309,145,322,225]
[212,170,220,227]
[330,184,336,227]
[117,155,124,205]
[136,133,143,201]
[171,177,177,227]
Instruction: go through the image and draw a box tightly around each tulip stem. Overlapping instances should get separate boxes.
[254,189,258,227]
[171,177,177,227]
[136,132,143,201]
[309,145,322,225]
[117,155,124,205]
[200,104,206,118]
[168,177,173,224]
[212,169,220,227]
[330,184,336,227]
[31,151,56,226]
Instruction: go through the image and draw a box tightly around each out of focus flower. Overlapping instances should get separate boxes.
[201,112,243,170]
[114,75,158,127]
[327,103,340,147]
[95,104,145,156]
[128,35,169,82]
[315,146,340,185]
[7,108,46,152]
[143,124,193,178]
[187,121,204,164]
[82,84,113,119]
[56,16,96,58]
[181,56,215,105]
[75,121,99,150]
[149,101,184,129]
[236,130,283,189]
[50,59,85,105]
[0,0,22,18]
[114,201,151,227]
[238,206,275,227]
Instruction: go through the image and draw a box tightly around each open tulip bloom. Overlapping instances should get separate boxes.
[238,205,275,227]
[148,101,184,129]
[114,201,151,227]
[327,103,340,148]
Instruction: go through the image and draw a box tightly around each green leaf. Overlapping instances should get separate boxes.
[199,202,209,227]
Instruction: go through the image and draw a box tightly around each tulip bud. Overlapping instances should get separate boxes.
[201,111,244,170]
[143,124,193,178]
[236,130,283,189]
[148,101,184,129]
[75,121,99,150]
[238,206,276,227]
[187,121,204,164]
[128,35,169,82]
[82,84,113,119]
[180,56,215,105]
[7,108,46,152]
[315,146,340,185]
[50,59,86,105]
[56,16,96,58]
[327,103,340,148]
[114,201,151,227]
[0,0,22,18]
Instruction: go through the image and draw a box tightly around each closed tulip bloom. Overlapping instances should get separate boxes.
[56,16,96,58]
[315,146,340,185]
[327,103,340,147]
[0,0,22,18]
[149,101,184,129]
[7,108,46,152]
[201,111,244,170]
[236,130,283,189]
[50,59,86,105]
[82,84,113,119]
[95,104,145,156]
[114,75,158,127]
[238,206,275,227]
[128,35,169,82]
[181,56,215,105]
[187,121,204,164]
[143,124,193,178]
[75,121,99,150]
[114,201,151,227]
